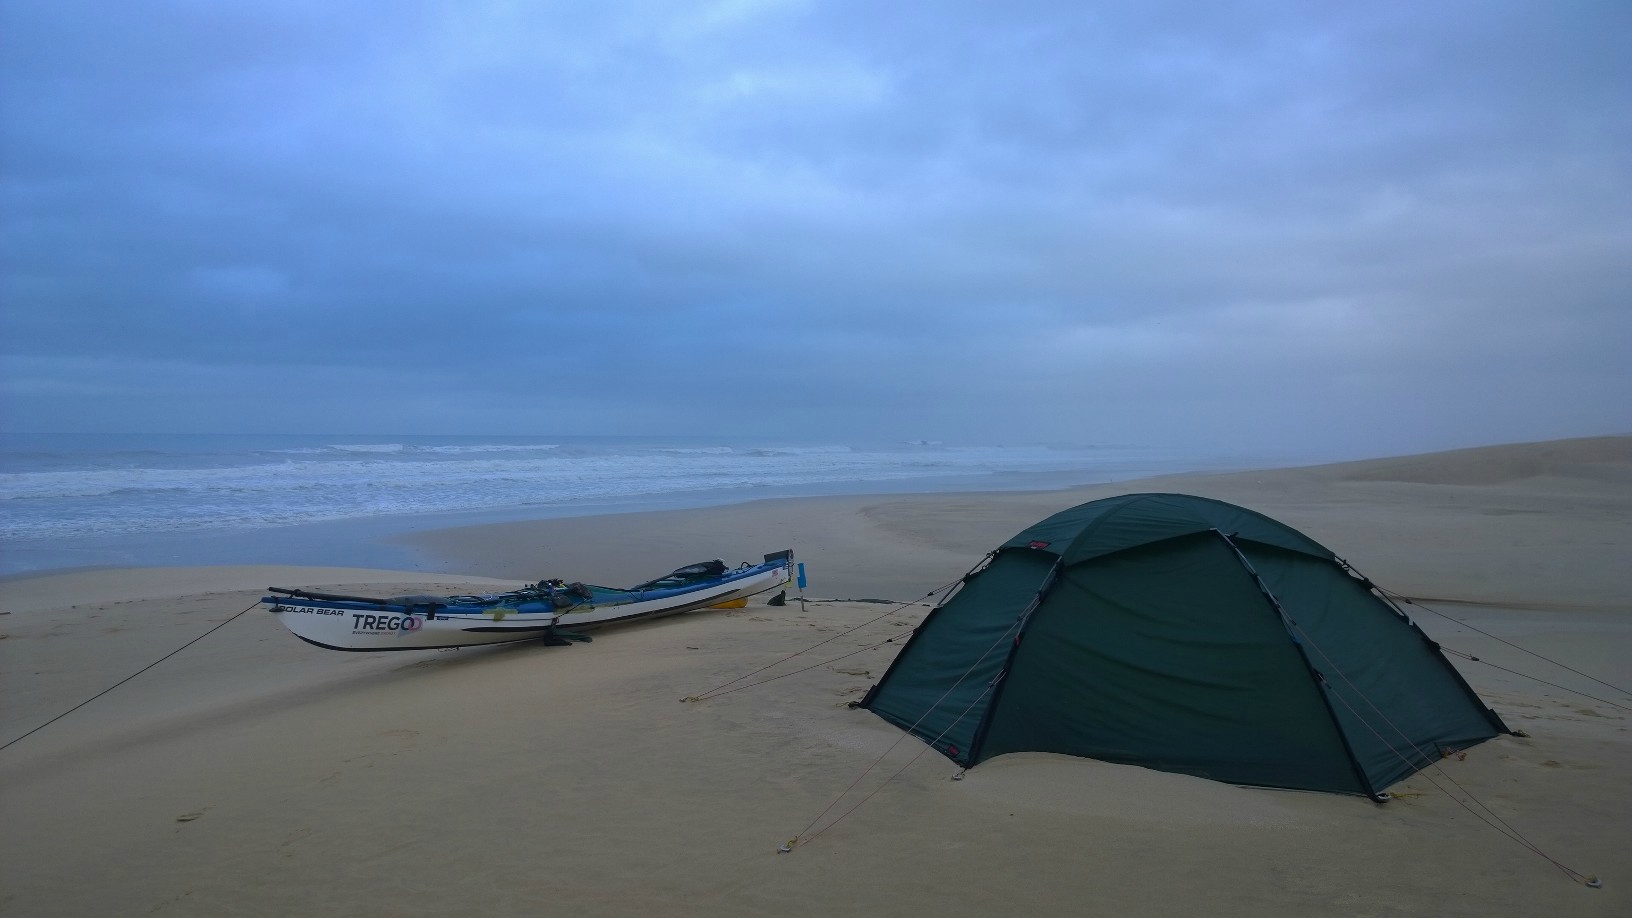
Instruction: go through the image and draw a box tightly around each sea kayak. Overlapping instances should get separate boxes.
[264,552,793,651]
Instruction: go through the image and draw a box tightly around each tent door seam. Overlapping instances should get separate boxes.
[1213,530,1383,800]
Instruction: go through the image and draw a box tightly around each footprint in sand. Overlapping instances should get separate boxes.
[280,827,314,849]
[175,808,208,823]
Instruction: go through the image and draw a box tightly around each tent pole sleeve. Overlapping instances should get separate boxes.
[1213,531,1383,800]
[964,556,1065,766]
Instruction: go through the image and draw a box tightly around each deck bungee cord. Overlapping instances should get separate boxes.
[0,598,262,754]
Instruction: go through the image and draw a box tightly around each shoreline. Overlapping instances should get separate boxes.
[8,433,1623,582]
[0,454,1273,577]
[2,436,1309,577]
[400,435,1632,607]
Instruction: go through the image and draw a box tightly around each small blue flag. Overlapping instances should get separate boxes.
[796,562,807,590]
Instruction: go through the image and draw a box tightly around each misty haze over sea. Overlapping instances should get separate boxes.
[0,433,1313,575]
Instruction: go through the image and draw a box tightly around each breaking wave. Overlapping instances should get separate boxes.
[0,435,1217,544]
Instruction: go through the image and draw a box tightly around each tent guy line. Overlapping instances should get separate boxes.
[785,602,1034,852]
[1315,666,1598,886]
[0,598,263,753]
[859,493,1508,797]
[720,493,1602,885]
[682,572,973,703]
[1371,585,1632,702]
[790,680,1000,854]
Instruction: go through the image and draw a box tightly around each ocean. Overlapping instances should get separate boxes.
[0,433,1291,574]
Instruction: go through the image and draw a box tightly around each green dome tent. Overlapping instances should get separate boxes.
[858,493,1510,798]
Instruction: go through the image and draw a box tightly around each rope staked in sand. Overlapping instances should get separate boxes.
[1437,648,1632,713]
[0,598,263,753]
[1370,584,1632,702]
[693,629,921,703]
[1321,683,1598,886]
[1287,606,1600,887]
[1232,541,1600,887]
[777,539,1611,882]
[785,561,1060,852]
[793,681,998,852]
[683,566,979,703]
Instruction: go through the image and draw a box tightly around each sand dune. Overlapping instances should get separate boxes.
[1326,435,1632,486]
[2,438,1628,916]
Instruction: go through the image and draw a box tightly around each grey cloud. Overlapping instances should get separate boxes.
[2,0,1628,453]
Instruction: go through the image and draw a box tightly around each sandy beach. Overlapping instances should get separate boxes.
[2,436,1628,916]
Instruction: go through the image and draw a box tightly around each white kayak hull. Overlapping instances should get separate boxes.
[271,603,564,652]
[267,559,791,651]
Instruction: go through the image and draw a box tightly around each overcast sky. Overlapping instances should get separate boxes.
[2,1,1627,456]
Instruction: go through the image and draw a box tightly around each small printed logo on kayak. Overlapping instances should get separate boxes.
[351,613,423,634]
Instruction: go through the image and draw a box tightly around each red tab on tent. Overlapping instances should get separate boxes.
[1028,540,1051,550]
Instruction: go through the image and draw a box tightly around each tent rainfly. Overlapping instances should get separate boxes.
[858,493,1511,798]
